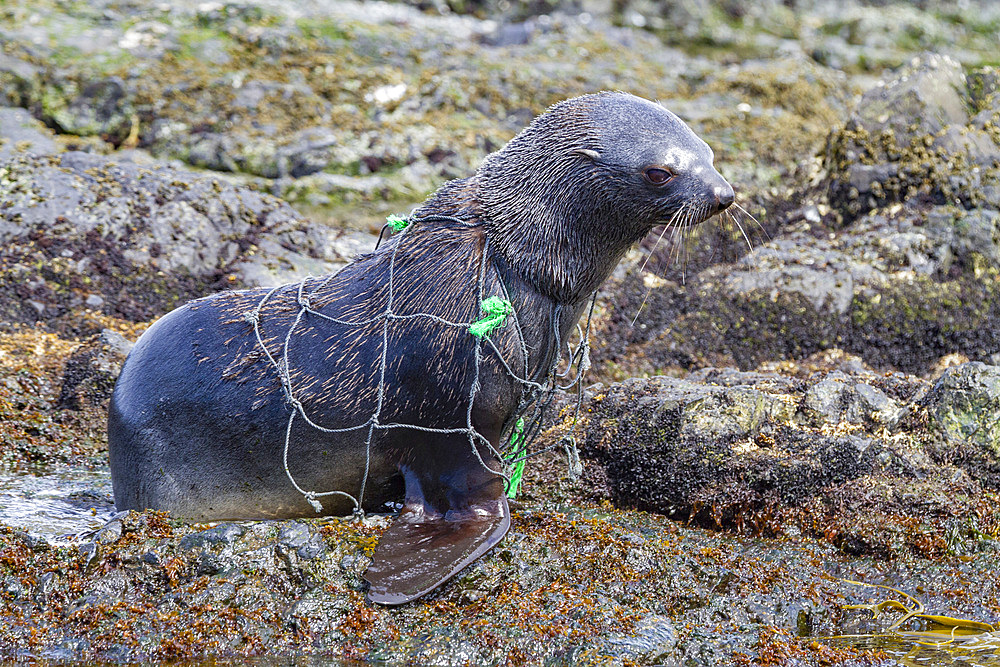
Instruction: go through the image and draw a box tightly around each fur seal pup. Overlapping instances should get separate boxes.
[108,91,734,605]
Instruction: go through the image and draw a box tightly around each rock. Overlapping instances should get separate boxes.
[0,54,40,107]
[582,374,875,520]
[803,371,900,425]
[0,151,368,329]
[578,370,953,541]
[593,614,678,663]
[0,108,58,160]
[86,570,128,602]
[278,522,310,549]
[179,523,245,551]
[2,577,25,600]
[598,200,1000,378]
[826,54,1000,220]
[968,66,1000,113]
[57,329,133,410]
[94,520,123,545]
[77,542,98,569]
[42,76,133,140]
[803,371,851,422]
[857,53,969,140]
[723,240,856,315]
[924,362,1000,458]
[17,532,51,553]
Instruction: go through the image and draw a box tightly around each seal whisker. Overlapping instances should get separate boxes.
[629,206,686,327]
[732,201,768,241]
[679,202,702,284]
[639,221,670,274]
[668,203,688,270]
[729,208,755,255]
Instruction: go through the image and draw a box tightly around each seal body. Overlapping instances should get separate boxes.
[108,91,734,604]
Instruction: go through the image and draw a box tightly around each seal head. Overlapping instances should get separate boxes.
[478,91,733,303]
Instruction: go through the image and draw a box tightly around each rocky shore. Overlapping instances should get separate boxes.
[2,0,1000,664]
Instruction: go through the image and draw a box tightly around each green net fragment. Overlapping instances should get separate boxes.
[386,214,409,232]
[505,417,526,499]
[469,296,513,339]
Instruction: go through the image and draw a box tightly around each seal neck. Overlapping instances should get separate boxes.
[416,174,643,306]
[467,102,650,304]
[475,173,644,305]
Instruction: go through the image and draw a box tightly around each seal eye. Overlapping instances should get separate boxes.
[644,167,674,186]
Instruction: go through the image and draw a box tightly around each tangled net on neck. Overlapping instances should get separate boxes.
[242,213,594,516]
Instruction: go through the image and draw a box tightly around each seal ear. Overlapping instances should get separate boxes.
[573,148,601,161]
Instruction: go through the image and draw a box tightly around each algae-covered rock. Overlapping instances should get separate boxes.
[0,54,40,108]
[582,374,887,523]
[41,75,134,141]
[572,367,993,562]
[56,329,133,410]
[826,54,1000,221]
[925,362,1000,458]
[0,107,58,160]
[802,370,900,426]
[597,198,1000,378]
[0,150,370,330]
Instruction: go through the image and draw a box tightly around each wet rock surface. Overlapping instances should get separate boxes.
[2,0,1000,665]
[0,150,368,333]
[575,365,993,561]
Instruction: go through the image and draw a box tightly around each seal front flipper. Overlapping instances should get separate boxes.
[364,470,510,605]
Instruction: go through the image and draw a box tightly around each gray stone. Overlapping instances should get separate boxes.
[87,570,128,601]
[848,383,899,424]
[925,362,1000,457]
[0,150,358,328]
[78,542,98,569]
[596,614,678,662]
[2,576,25,600]
[934,125,1000,167]
[45,76,133,138]
[0,54,40,106]
[179,523,245,551]
[57,330,134,410]
[278,522,310,549]
[0,107,58,160]
[968,66,1000,113]
[804,371,850,423]
[853,53,968,144]
[94,520,123,545]
[723,240,856,316]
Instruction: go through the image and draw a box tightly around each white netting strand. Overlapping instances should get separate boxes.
[243,214,594,516]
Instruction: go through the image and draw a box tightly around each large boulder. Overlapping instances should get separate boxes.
[0,107,58,160]
[0,151,371,331]
[595,54,1000,379]
[577,367,988,558]
[826,54,1000,221]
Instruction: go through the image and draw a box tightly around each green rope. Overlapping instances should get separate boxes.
[386,214,409,232]
[505,417,526,499]
[469,296,513,339]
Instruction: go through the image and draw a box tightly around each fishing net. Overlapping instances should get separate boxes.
[241,213,594,515]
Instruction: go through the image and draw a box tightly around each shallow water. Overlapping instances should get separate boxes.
[833,635,1000,666]
[0,467,115,542]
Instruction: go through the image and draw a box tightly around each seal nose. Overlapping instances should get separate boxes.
[714,183,735,211]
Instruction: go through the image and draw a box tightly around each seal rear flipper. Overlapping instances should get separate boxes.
[364,495,510,605]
